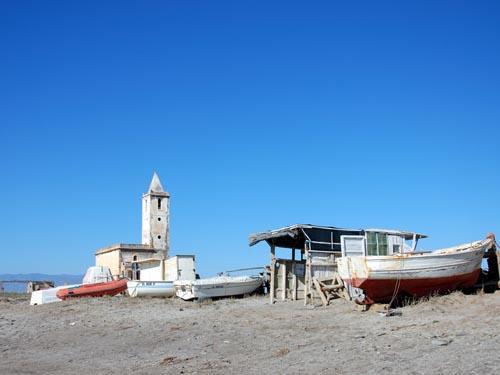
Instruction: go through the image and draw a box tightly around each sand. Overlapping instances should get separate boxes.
[1,292,499,374]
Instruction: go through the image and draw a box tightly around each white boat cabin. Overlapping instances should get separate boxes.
[341,229,427,257]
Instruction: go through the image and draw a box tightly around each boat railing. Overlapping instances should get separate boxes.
[221,266,265,277]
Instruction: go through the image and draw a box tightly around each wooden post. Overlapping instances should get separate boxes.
[292,248,297,300]
[270,244,276,304]
[282,262,287,301]
[304,243,309,306]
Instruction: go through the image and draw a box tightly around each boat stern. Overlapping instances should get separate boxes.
[173,280,196,300]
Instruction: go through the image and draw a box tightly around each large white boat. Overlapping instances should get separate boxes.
[174,275,263,300]
[127,281,175,298]
[337,234,493,304]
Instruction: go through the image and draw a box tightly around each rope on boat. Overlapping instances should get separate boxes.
[388,253,405,308]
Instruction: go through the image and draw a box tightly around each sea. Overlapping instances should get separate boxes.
[0,274,83,293]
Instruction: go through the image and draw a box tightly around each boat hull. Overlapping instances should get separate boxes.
[344,269,480,303]
[56,279,127,300]
[30,284,81,305]
[174,276,263,300]
[127,281,175,297]
[337,239,490,304]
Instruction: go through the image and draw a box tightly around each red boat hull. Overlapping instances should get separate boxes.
[56,279,127,300]
[345,269,480,304]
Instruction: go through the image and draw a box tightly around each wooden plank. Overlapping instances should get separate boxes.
[322,284,343,291]
[292,273,297,301]
[310,261,337,266]
[313,277,328,307]
[304,244,309,306]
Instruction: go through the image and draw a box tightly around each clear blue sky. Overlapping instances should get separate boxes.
[1,1,499,275]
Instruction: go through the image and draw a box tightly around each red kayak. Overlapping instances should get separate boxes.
[56,279,127,300]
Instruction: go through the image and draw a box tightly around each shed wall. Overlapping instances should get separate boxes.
[275,259,306,301]
[139,261,163,281]
[165,256,196,281]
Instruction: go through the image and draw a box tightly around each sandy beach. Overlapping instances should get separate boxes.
[1,292,499,375]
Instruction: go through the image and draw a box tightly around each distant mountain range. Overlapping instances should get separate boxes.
[0,273,83,293]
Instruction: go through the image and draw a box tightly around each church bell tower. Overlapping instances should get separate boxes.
[142,172,170,258]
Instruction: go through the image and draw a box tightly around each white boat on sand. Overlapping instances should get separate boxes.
[30,284,81,305]
[31,265,113,305]
[174,275,263,300]
[337,236,493,304]
[127,281,175,298]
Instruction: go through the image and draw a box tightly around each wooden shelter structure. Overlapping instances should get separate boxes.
[249,224,363,304]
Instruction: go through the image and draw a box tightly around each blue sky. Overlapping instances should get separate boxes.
[1,1,499,275]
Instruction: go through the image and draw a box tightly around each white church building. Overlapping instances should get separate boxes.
[95,173,172,279]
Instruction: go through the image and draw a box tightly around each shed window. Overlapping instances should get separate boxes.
[366,232,388,256]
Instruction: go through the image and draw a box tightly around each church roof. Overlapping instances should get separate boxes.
[147,172,169,196]
[149,172,164,192]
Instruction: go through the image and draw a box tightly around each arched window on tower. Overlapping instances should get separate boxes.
[158,198,162,210]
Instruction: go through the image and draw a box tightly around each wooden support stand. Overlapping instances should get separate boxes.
[312,272,347,306]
